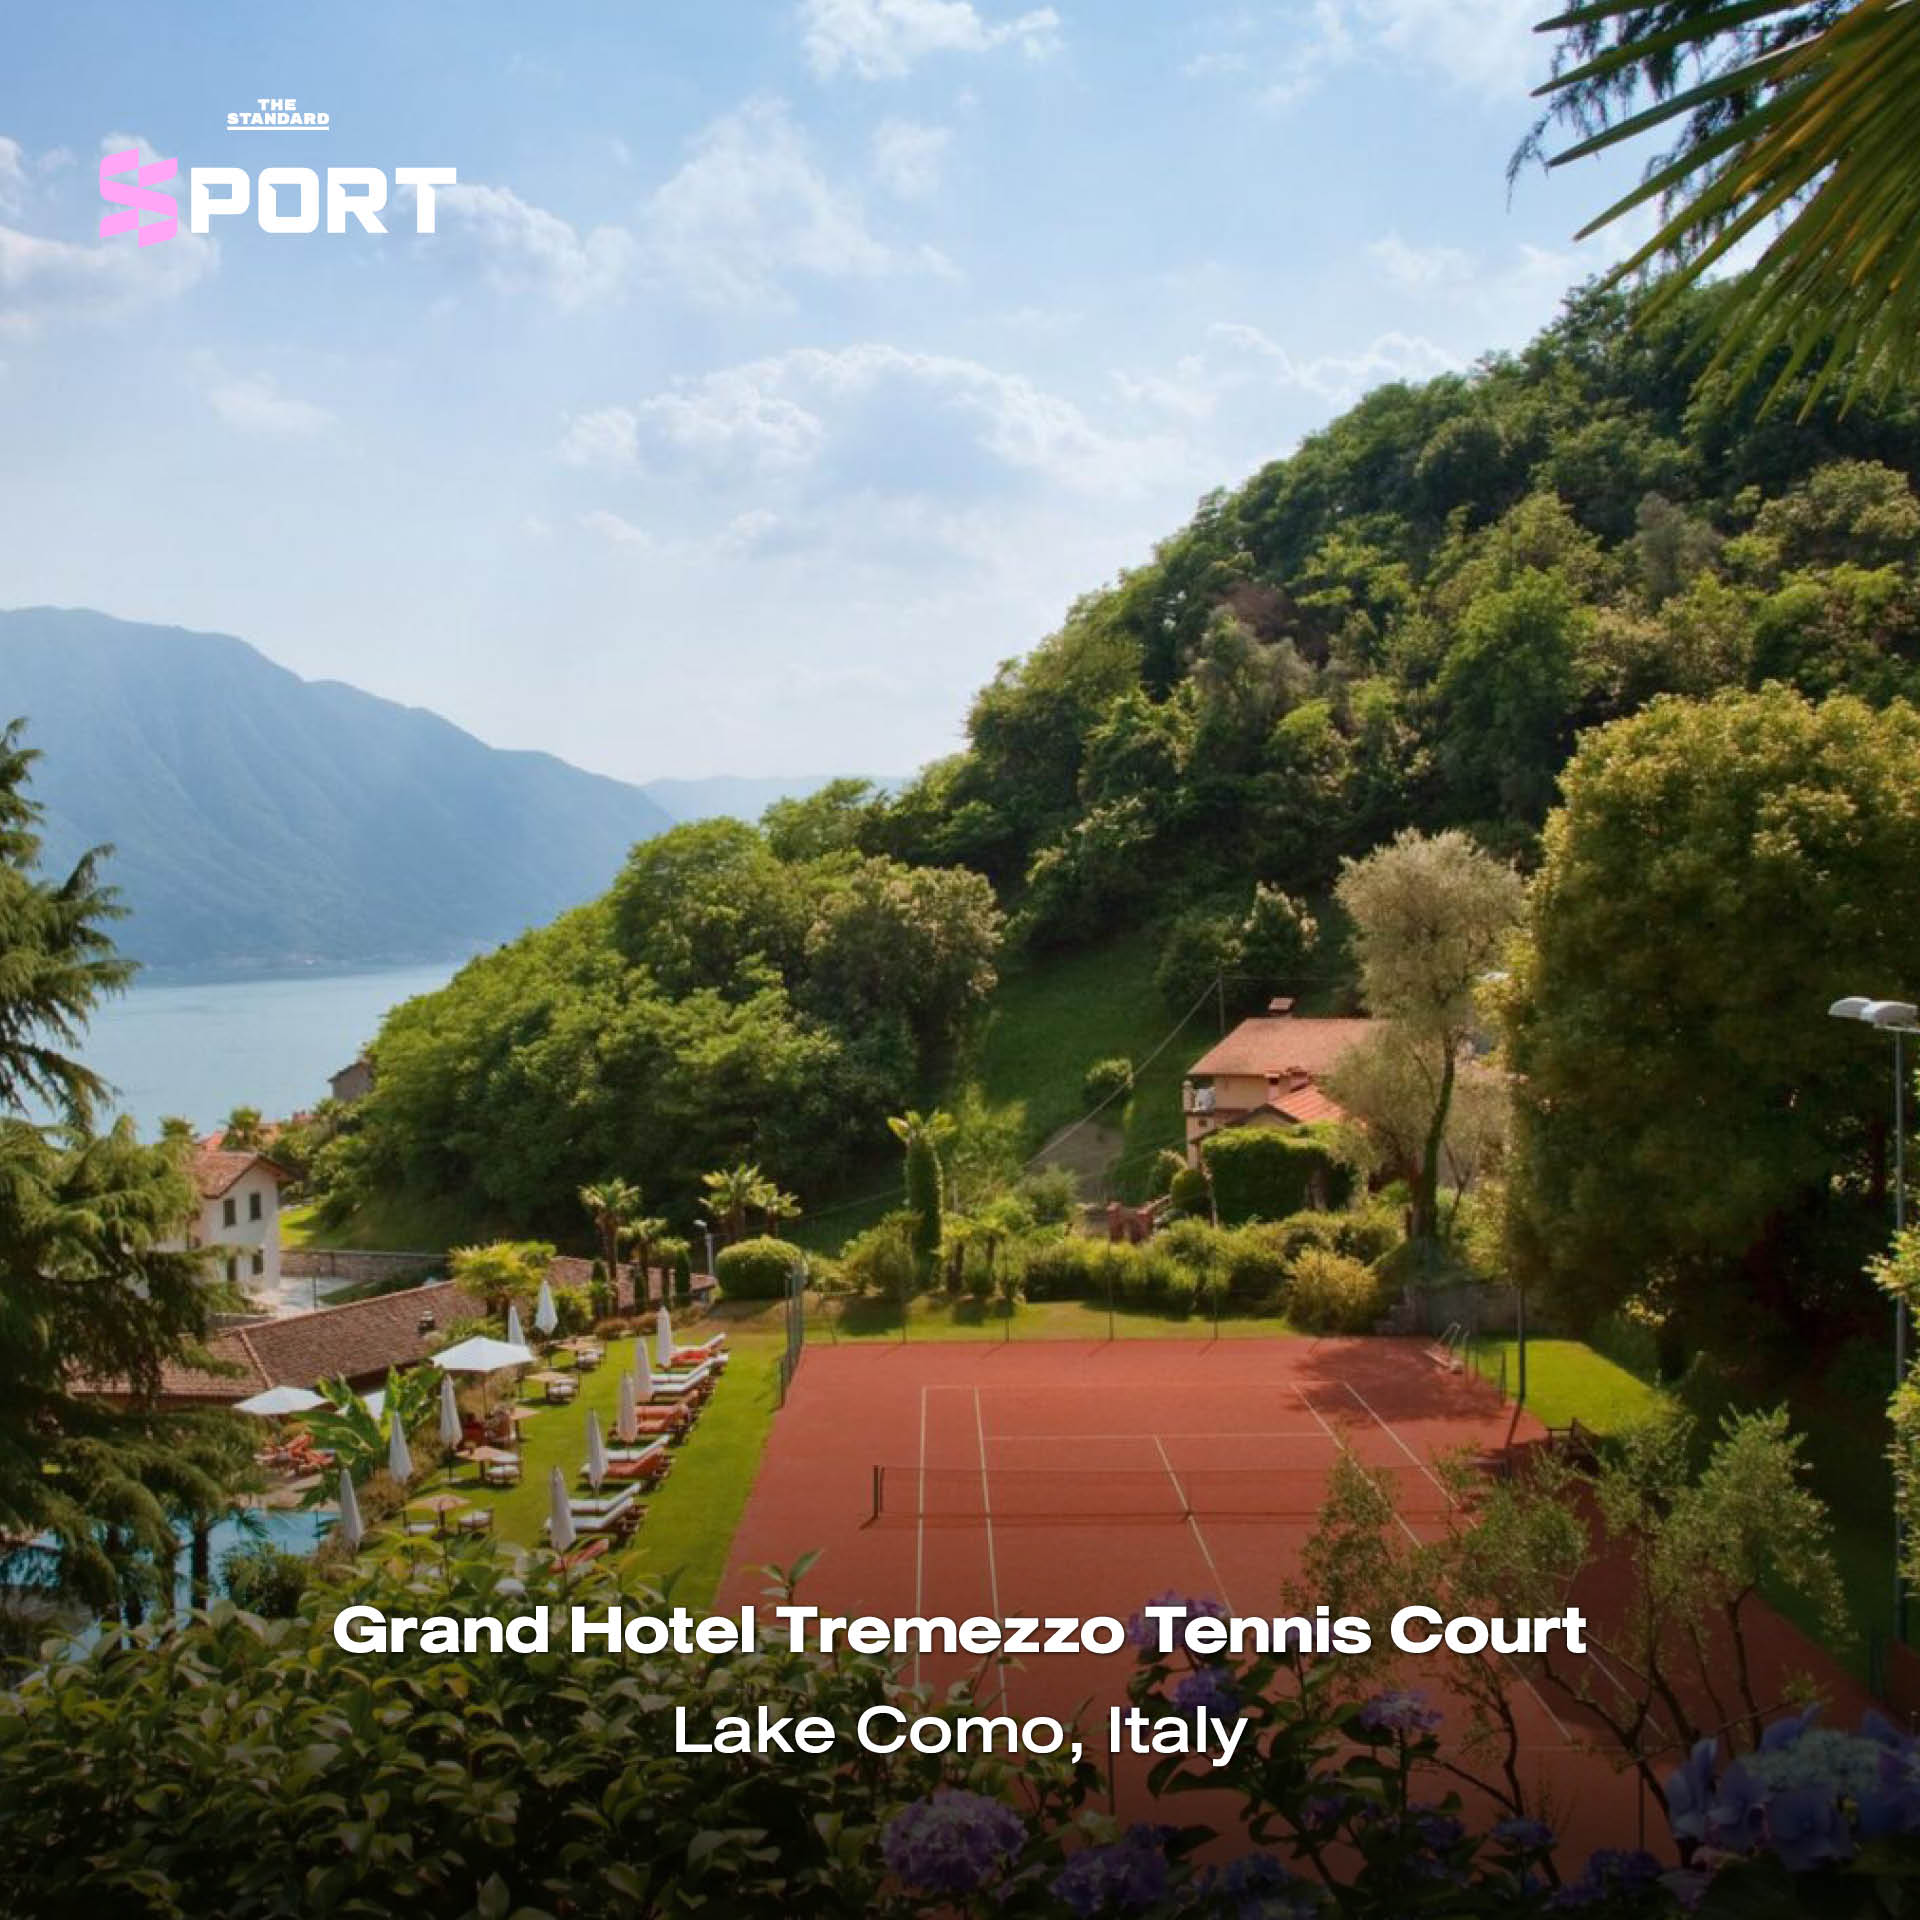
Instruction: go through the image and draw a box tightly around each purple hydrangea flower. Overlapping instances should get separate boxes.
[1200,1852,1323,1918]
[1126,1590,1227,1651]
[1706,1758,1765,1854]
[1173,1664,1240,1717]
[1764,1786,1853,1873]
[1759,1704,1820,1753]
[1050,1827,1174,1917]
[1351,1690,1442,1737]
[1298,1789,1360,1832]
[1490,1816,1555,1852]
[1551,1848,1663,1911]
[1664,1736,1720,1844]
[1408,1804,1464,1852]
[880,1787,1026,1896]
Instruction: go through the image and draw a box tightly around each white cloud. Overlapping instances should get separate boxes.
[1354,0,1544,98]
[557,406,641,469]
[0,137,26,214]
[800,0,1063,80]
[1369,230,1474,288]
[642,98,918,307]
[580,507,654,548]
[575,342,1176,497]
[203,368,336,437]
[426,180,633,308]
[1115,321,1458,427]
[0,134,215,339]
[872,118,951,198]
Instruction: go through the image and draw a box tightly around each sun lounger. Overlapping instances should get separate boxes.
[556,1536,610,1571]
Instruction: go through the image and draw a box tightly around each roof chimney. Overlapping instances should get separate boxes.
[1267,997,1295,1016]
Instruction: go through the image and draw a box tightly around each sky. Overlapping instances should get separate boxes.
[0,0,1653,784]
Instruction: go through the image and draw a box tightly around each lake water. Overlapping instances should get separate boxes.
[76,965,456,1133]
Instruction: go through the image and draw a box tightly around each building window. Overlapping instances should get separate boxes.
[249,1190,263,1222]
[251,1251,264,1277]
[225,1256,238,1284]
[222,1196,237,1228]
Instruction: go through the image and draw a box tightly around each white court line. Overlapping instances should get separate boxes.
[1341,1380,1452,1506]
[914,1387,928,1689]
[1152,1433,1235,1614]
[1337,1381,1575,1746]
[980,1429,1333,1444]
[973,1388,1007,1708]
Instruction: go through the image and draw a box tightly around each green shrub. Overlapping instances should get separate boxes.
[1202,1125,1356,1224]
[1151,1148,1188,1197]
[1274,1212,1343,1261]
[714,1236,805,1302]
[1021,1235,1096,1300]
[1590,1308,1665,1385]
[839,1213,919,1298]
[1083,1056,1134,1110]
[588,1259,614,1320]
[1339,1204,1403,1266]
[553,1284,593,1335]
[1153,1257,1199,1317]
[1286,1248,1384,1334]
[220,1541,309,1618]
[1018,1165,1082,1226]
[1167,1166,1211,1217]
[1217,1224,1291,1306]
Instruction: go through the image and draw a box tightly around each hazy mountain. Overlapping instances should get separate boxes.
[641,773,902,824]
[1,607,675,977]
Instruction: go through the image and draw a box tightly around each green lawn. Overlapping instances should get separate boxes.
[282,1191,489,1254]
[1467,1335,1673,1437]
[412,1322,784,1611]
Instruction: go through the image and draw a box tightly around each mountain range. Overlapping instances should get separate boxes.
[0,608,869,977]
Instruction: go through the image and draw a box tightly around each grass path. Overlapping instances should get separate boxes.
[1466,1336,1673,1436]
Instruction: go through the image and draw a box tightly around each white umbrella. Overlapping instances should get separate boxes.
[387,1412,415,1486]
[585,1409,608,1491]
[506,1303,527,1348]
[534,1278,559,1337]
[434,1335,537,1374]
[548,1465,575,1555]
[633,1341,653,1395]
[437,1374,463,1450]
[234,1384,326,1418]
[655,1304,674,1368]
[338,1469,364,1551]
[616,1369,638,1443]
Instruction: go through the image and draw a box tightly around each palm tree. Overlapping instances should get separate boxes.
[621,1213,669,1305]
[579,1178,640,1277]
[760,1186,802,1236]
[701,1163,767,1243]
[888,1110,957,1281]
[146,1414,262,1611]
[222,1106,265,1151]
[1526,0,1920,410]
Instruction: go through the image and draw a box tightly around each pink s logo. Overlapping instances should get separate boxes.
[98,148,179,245]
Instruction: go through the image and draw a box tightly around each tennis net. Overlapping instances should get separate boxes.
[867,1461,1456,1523]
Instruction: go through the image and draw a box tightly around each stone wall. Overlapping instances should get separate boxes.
[280,1247,441,1289]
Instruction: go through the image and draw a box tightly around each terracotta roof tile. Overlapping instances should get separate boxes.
[1186,1015,1377,1081]
[190,1147,290,1199]
[79,1280,486,1405]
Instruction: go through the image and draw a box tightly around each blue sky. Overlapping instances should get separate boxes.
[0,0,1649,782]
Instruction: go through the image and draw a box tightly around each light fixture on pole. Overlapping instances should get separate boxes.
[694,1216,716,1282]
[1829,994,1919,1642]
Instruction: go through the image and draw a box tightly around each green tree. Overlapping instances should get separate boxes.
[578,1179,639,1278]
[1526,0,1920,411]
[221,1106,265,1152]
[448,1241,556,1320]
[1503,686,1920,1327]
[0,718,134,1124]
[0,723,213,1609]
[621,1212,668,1299]
[701,1163,769,1243]
[1337,829,1523,1243]
[887,1109,956,1282]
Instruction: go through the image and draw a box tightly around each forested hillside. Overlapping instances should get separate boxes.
[330,278,1920,1240]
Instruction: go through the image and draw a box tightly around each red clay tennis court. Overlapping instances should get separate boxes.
[719,1335,1869,1858]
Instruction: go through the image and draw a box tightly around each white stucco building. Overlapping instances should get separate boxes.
[179,1147,288,1297]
